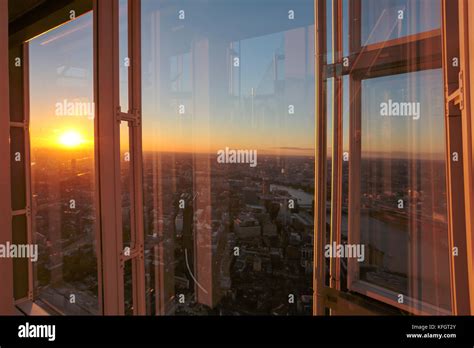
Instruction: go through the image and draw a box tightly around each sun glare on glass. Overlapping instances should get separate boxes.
[58,130,84,148]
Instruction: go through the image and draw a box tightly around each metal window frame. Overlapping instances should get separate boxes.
[94,0,124,315]
[10,2,96,314]
[6,0,146,316]
[346,6,449,315]
[10,42,30,304]
[440,0,471,315]
[329,0,343,291]
[0,0,14,315]
[315,0,469,316]
[456,0,474,315]
[314,0,328,315]
[94,0,145,315]
[127,0,146,315]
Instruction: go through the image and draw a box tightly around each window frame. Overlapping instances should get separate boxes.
[10,1,95,314]
[347,1,448,316]
[453,0,474,315]
[0,0,14,315]
[9,0,146,316]
[316,0,463,315]
[93,0,146,315]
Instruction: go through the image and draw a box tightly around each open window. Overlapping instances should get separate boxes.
[316,0,457,315]
[9,1,96,315]
[10,0,146,315]
[5,0,473,318]
[28,11,98,315]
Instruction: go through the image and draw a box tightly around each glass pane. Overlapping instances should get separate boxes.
[325,77,333,287]
[124,259,134,315]
[12,215,29,299]
[340,75,350,291]
[120,121,132,249]
[29,13,98,315]
[142,0,315,315]
[10,46,26,123]
[11,127,26,211]
[361,0,441,46]
[326,0,333,64]
[359,69,450,313]
[342,0,349,57]
[119,0,129,112]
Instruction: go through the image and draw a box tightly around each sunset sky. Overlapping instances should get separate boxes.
[28,1,444,159]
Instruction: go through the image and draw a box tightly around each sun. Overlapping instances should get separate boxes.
[58,130,84,148]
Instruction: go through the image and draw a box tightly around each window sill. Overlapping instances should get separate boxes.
[16,299,53,316]
[350,280,452,316]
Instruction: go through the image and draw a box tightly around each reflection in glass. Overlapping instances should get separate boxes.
[361,0,440,46]
[124,259,134,315]
[359,69,450,312]
[120,121,132,249]
[142,0,315,315]
[340,75,349,291]
[325,78,333,287]
[119,0,129,112]
[29,13,98,314]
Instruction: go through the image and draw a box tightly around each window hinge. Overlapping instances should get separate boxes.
[324,63,343,79]
[116,107,141,125]
[447,71,464,112]
[131,108,141,127]
[115,107,123,124]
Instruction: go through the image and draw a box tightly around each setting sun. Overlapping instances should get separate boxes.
[58,130,84,148]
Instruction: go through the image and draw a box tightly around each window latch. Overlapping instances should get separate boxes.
[447,71,464,112]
